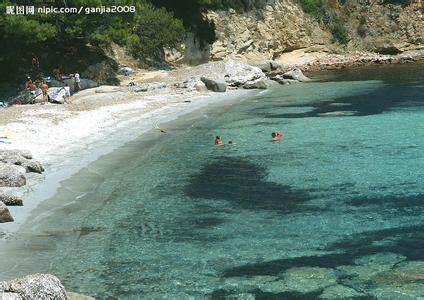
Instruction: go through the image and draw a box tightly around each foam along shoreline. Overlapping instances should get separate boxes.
[0,84,256,237]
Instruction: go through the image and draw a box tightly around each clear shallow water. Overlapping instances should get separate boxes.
[0,63,423,299]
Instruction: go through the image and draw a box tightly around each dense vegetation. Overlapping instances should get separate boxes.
[0,0,268,96]
[0,0,187,93]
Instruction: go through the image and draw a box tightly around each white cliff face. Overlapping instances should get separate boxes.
[205,0,331,62]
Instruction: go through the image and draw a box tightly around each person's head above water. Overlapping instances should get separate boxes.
[272,132,277,138]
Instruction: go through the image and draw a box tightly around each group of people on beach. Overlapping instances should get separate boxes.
[24,54,81,105]
[215,131,283,145]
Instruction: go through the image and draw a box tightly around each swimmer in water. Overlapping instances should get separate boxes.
[215,136,222,145]
[272,131,283,141]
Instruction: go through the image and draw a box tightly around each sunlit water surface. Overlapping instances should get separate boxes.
[0,63,423,299]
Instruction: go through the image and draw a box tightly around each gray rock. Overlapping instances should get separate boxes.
[319,284,366,299]
[270,75,299,85]
[174,77,201,89]
[270,61,284,71]
[0,193,23,206]
[253,62,272,73]
[200,77,227,92]
[0,281,8,290]
[0,202,14,223]
[354,252,406,266]
[0,154,44,174]
[194,82,208,92]
[50,78,98,94]
[0,164,26,187]
[118,66,134,76]
[224,293,256,300]
[0,292,22,300]
[282,68,310,82]
[2,274,66,300]
[136,82,168,92]
[260,267,337,294]
[1,150,32,160]
[243,80,268,89]
[224,60,266,87]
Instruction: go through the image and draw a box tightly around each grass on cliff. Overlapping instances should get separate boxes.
[295,0,350,45]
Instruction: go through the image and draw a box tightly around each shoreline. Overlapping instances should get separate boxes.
[273,48,424,72]
[0,50,424,231]
[0,84,255,238]
[0,54,423,298]
[1,52,423,232]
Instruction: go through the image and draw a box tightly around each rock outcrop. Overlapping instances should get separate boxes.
[0,274,66,300]
[342,0,424,53]
[200,77,227,92]
[0,150,44,222]
[205,1,331,62]
[282,68,310,82]
[269,67,310,85]
[0,153,44,174]
[0,202,13,223]
[0,193,23,206]
[243,80,268,89]
[223,60,266,87]
[0,164,26,187]
[177,0,422,63]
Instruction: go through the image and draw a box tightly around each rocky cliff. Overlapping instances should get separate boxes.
[179,0,423,63]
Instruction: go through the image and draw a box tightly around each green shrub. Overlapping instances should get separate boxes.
[294,0,350,45]
[330,18,350,45]
[295,0,326,17]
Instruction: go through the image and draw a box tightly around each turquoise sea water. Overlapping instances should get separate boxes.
[0,63,423,299]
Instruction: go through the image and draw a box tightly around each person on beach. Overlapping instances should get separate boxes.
[64,84,71,103]
[25,77,33,90]
[53,66,62,81]
[41,81,49,104]
[73,72,81,92]
[271,131,283,141]
[215,136,222,145]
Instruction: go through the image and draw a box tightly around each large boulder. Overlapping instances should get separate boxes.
[0,164,26,187]
[194,82,208,92]
[0,202,13,223]
[50,78,98,94]
[0,193,23,206]
[243,80,268,89]
[0,274,66,300]
[224,60,266,87]
[200,77,227,92]
[0,153,44,174]
[282,68,310,82]
[269,74,299,85]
